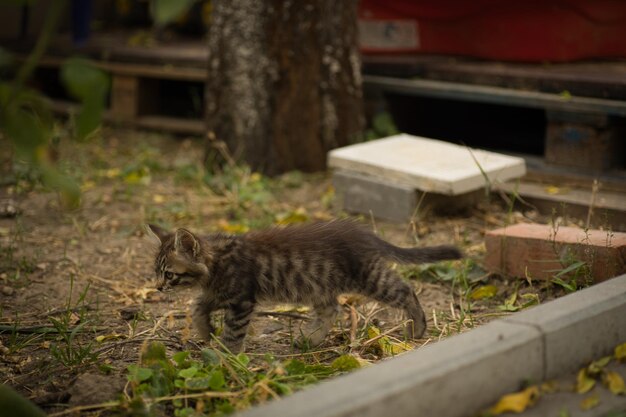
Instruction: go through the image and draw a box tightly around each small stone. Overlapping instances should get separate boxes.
[119,305,141,321]
[2,286,15,296]
[68,373,125,406]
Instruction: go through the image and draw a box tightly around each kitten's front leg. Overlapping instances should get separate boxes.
[192,296,218,341]
[221,300,255,353]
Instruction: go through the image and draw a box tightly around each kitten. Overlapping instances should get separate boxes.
[146,220,461,352]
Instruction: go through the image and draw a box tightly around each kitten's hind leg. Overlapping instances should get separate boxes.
[298,303,338,348]
[221,300,255,353]
[365,270,426,339]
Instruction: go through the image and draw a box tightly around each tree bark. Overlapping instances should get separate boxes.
[205,0,363,175]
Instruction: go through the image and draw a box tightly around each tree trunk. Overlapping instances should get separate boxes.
[205,0,363,175]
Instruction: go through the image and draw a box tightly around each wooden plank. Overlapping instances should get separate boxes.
[496,181,626,231]
[363,75,626,117]
[135,116,205,135]
[49,99,205,135]
[109,75,139,121]
[32,56,207,81]
[362,54,626,100]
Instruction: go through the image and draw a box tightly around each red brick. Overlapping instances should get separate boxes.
[484,223,626,282]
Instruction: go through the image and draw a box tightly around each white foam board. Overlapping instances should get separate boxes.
[328,134,526,195]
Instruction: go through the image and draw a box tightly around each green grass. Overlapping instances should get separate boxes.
[48,276,99,368]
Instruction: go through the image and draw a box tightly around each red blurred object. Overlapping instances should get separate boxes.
[358,0,626,61]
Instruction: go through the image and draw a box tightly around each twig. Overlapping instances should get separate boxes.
[361,321,409,348]
[349,304,358,344]
[585,179,600,230]
[256,311,309,321]
[0,324,107,334]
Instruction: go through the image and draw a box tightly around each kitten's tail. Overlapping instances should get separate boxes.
[378,241,463,264]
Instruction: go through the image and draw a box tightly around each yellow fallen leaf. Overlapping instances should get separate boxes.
[95,334,125,343]
[152,194,165,203]
[380,338,412,355]
[587,356,611,375]
[101,168,121,178]
[275,207,309,225]
[540,380,559,394]
[217,220,249,234]
[615,342,626,362]
[366,326,411,356]
[603,371,626,395]
[470,285,497,300]
[580,394,600,410]
[81,180,96,191]
[367,326,381,339]
[489,386,539,414]
[576,368,596,394]
[545,186,570,195]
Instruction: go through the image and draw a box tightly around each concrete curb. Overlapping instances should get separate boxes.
[237,274,626,417]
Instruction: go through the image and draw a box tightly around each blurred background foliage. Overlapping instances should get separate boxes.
[0,0,197,209]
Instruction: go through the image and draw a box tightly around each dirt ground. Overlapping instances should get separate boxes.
[0,129,575,415]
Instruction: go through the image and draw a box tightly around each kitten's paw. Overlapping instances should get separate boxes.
[194,322,216,341]
[220,337,244,354]
[295,331,326,350]
[405,319,426,340]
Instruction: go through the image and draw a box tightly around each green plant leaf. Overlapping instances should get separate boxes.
[208,370,225,390]
[285,360,306,375]
[201,348,220,366]
[141,341,168,365]
[331,355,361,372]
[151,0,197,26]
[236,353,250,367]
[127,365,153,383]
[60,58,109,141]
[0,384,46,417]
[184,376,211,390]
[172,351,190,367]
[553,260,586,278]
[178,366,198,379]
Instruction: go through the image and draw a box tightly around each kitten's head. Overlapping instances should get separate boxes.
[145,224,209,292]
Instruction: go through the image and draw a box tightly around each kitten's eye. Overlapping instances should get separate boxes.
[164,271,174,279]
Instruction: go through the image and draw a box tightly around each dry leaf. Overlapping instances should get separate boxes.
[580,394,600,410]
[576,368,596,394]
[603,371,626,395]
[152,194,165,204]
[489,386,539,414]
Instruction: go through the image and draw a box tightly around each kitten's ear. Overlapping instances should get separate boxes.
[145,224,169,245]
[174,228,201,258]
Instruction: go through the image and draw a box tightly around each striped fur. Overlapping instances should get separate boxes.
[146,220,462,352]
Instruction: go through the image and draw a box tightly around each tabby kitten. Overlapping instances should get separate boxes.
[146,220,461,352]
